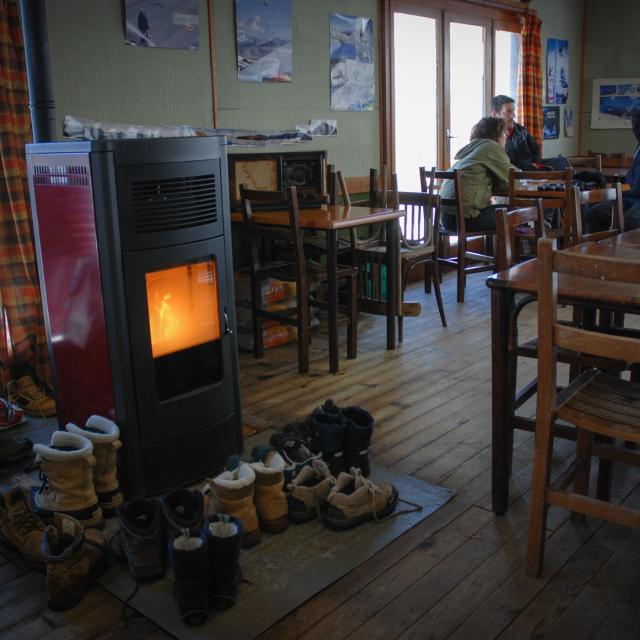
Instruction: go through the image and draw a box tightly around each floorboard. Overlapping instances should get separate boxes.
[1,270,639,639]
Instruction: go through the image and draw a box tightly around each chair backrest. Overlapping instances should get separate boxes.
[568,183,625,245]
[567,154,603,172]
[537,238,640,404]
[329,166,398,208]
[495,200,546,271]
[424,167,465,234]
[396,191,433,247]
[588,151,628,169]
[240,184,307,282]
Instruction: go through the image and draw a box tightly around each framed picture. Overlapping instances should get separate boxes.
[124,0,199,49]
[546,39,569,104]
[591,78,640,129]
[543,106,560,139]
[564,107,574,137]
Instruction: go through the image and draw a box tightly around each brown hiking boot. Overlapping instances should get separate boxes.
[33,431,103,528]
[0,486,46,570]
[66,416,123,517]
[7,375,56,418]
[324,467,398,530]
[286,459,335,523]
[206,462,260,547]
[251,446,289,533]
[42,513,108,611]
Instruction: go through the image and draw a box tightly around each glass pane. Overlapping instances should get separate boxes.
[449,22,486,161]
[393,13,438,191]
[494,30,521,101]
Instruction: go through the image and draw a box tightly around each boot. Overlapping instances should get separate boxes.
[307,409,346,476]
[7,374,56,418]
[42,513,108,611]
[32,431,103,528]
[202,514,243,609]
[251,446,289,533]
[0,486,46,570]
[286,459,335,523]
[269,431,320,483]
[66,416,122,517]
[324,467,398,530]
[168,529,209,626]
[117,497,165,581]
[206,462,260,547]
[161,489,204,540]
[341,406,374,476]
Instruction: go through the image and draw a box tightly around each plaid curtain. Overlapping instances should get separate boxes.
[0,0,50,387]
[517,11,543,149]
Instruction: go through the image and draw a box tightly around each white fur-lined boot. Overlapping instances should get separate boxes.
[66,416,122,517]
[32,431,103,528]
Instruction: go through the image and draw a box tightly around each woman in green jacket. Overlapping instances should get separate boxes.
[440,116,510,232]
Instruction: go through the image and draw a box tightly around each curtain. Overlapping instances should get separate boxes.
[517,11,543,149]
[0,0,50,387]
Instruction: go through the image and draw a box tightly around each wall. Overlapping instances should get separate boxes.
[46,0,215,138]
[213,0,379,176]
[581,0,640,156]
[530,0,584,158]
[45,0,379,176]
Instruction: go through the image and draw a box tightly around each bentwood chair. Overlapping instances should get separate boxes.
[527,238,640,576]
[240,184,358,374]
[422,166,496,304]
[568,183,625,245]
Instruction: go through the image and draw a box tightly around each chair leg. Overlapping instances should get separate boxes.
[571,428,592,521]
[457,237,465,303]
[526,415,555,577]
[431,259,447,328]
[424,261,432,293]
[253,312,264,359]
[398,316,403,343]
[297,291,310,374]
[347,275,358,359]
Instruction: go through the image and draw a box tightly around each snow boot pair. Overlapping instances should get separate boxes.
[32,417,122,528]
[41,513,108,611]
[205,447,288,545]
[168,514,244,625]
[286,459,335,523]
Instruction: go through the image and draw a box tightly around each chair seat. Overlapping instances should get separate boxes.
[558,372,640,441]
[259,260,358,284]
[358,242,435,258]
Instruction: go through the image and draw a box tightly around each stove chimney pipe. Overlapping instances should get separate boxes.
[19,0,56,142]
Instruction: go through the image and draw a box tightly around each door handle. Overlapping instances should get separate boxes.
[224,310,233,336]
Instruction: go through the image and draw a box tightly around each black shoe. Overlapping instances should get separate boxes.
[168,530,209,626]
[307,408,346,477]
[117,497,165,581]
[202,514,243,609]
[161,489,204,540]
[341,406,374,476]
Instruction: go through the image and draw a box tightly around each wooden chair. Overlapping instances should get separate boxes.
[508,168,574,247]
[568,183,625,245]
[527,238,640,576]
[495,201,546,272]
[567,154,602,172]
[423,166,496,304]
[240,184,358,374]
[587,150,627,170]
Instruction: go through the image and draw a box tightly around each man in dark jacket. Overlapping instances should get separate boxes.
[585,108,640,232]
[490,95,541,170]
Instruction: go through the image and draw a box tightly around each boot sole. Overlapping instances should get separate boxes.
[259,514,289,533]
[47,549,109,611]
[288,508,317,524]
[31,489,104,529]
[242,528,261,547]
[323,488,399,531]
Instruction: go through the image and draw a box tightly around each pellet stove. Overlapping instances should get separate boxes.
[26,136,243,497]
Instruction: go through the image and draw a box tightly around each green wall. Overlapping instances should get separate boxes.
[45,0,379,176]
[530,0,583,158]
[581,0,640,156]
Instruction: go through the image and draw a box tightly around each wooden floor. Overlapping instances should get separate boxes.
[2,270,640,639]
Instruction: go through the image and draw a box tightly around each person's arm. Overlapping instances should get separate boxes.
[527,130,542,165]
[488,144,511,193]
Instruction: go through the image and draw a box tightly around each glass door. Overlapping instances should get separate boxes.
[393,8,440,190]
[444,14,491,166]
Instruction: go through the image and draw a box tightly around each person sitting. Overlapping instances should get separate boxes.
[490,95,569,172]
[440,116,510,232]
[585,108,640,233]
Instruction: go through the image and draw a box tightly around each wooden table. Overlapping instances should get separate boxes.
[486,231,640,514]
[231,204,405,373]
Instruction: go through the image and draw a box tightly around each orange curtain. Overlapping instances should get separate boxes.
[0,0,50,387]
[517,11,543,149]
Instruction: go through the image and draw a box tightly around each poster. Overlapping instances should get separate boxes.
[591,78,640,129]
[546,38,569,104]
[235,0,292,82]
[124,0,199,49]
[330,13,374,111]
[543,106,560,139]
[564,107,573,137]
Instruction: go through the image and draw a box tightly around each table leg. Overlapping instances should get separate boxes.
[386,219,399,350]
[492,287,515,515]
[327,229,339,373]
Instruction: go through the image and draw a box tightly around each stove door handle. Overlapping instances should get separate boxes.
[223,309,233,336]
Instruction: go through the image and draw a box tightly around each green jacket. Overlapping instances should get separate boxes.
[440,139,510,219]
